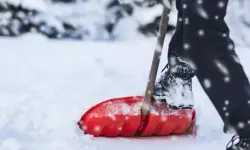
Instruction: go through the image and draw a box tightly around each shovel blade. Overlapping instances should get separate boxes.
[78,96,195,137]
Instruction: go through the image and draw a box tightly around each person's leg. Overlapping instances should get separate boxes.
[180,0,250,149]
[152,0,195,108]
[194,49,250,136]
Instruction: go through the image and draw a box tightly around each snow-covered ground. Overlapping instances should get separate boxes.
[1,34,249,150]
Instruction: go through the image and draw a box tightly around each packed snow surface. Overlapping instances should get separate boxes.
[1,34,250,150]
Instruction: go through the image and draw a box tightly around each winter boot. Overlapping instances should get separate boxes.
[152,53,195,109]
[226,135,250,150]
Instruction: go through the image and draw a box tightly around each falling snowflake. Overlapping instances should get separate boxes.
[225,112,229,117]
[214,59,229,75]
[183,43,190,50]
[183,4,187,9]
[248,100,250,104]
[118,127,122,131]
[223,107,227,111]
[82,125,87,131]
[125,116,129,120]
[94,126,101,132]
[197,7,209,19]
[203,78,212,88]
[228,44,234,50]
[224,100,229,105]
[222,33,227,37]
[185,58,197,71]
[238,122,245,129]
[218,1,225,8]
[161,116,167,122]
[248,120,250,124]
[147,90,152,94]
[156,42,162,52]
[184,18,189,24]
[198,29,205,36]
[224,76,230,83]
[169,56,177,65]
[232,55,240,64]
[215,15,219,20]
[179,18,183,22]
[197,0,203,4]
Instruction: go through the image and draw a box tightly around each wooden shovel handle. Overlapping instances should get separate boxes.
[141,1,173,116]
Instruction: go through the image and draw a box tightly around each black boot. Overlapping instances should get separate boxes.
[226,135,250,150]
[152,53,195,108]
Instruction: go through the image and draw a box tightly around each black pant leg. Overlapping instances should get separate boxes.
[195,49,250,137]
[178,0,250,137]
[168,0,184,57]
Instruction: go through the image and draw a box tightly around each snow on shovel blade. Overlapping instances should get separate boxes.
[78,96,196,137]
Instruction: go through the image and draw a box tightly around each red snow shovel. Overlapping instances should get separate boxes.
[78,1,196,137]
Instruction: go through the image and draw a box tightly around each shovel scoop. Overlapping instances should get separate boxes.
[78,96,196,137]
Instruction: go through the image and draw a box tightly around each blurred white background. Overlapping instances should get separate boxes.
[0,0,249,45]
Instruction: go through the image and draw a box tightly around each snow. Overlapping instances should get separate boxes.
[1,0,48,11]
[2,0,250,45]
[2,138,21,150]
[1,33,250,149]
[226,0,250,46]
